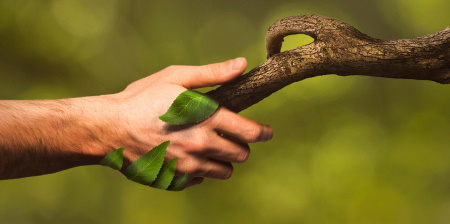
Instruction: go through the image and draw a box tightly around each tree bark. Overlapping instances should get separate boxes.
[206,14,450,112]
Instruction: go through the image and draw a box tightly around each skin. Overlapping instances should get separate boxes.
[0,57,273,189]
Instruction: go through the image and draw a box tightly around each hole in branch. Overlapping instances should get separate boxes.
[281,34,314,52]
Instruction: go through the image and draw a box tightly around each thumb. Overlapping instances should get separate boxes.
[166,57,247,89]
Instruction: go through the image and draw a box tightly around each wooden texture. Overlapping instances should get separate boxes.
[207,15,450,112]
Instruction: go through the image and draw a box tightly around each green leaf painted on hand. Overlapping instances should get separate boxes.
[100,147,125,170]
[124,141,169,185]
[167,171,190,191]
[99,142,191,191]
[159,90,219,125]
[151,157,178,190]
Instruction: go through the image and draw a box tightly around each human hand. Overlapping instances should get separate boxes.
[0,58,273,183]
[89,58,273,188]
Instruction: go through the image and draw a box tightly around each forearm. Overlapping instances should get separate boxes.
[0,97,115,179]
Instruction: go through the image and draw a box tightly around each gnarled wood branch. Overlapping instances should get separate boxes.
[207,14,450,112]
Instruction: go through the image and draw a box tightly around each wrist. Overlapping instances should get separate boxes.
[68,94,124,165]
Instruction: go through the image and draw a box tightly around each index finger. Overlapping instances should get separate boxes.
[209,107,273,143]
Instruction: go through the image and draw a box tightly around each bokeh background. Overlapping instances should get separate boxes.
[0,0,449,223]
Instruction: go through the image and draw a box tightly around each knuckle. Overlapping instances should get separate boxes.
[205,64,221,81]
[186,141,204,153]
[164,65,182,72]
[178,159,203,176]
[184,134,209,153]
[123,82,138,92]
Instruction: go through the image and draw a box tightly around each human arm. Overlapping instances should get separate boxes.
[0,58,273,187]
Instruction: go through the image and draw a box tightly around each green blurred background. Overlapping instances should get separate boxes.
[0,0,449,223]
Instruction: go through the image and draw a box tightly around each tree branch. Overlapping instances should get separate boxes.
[207,14,450,112]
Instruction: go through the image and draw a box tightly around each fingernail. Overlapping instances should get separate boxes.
[266,125,273,141]
[230,57,245,71]
[261,125,274,142]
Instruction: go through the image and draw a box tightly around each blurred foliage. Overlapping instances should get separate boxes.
[0,0,449,223]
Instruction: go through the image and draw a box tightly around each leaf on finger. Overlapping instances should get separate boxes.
[100,147,125,170]
[151,157,178,190]
[159,90,219,125]
[124,141,169,185]
[167,171,190,191]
